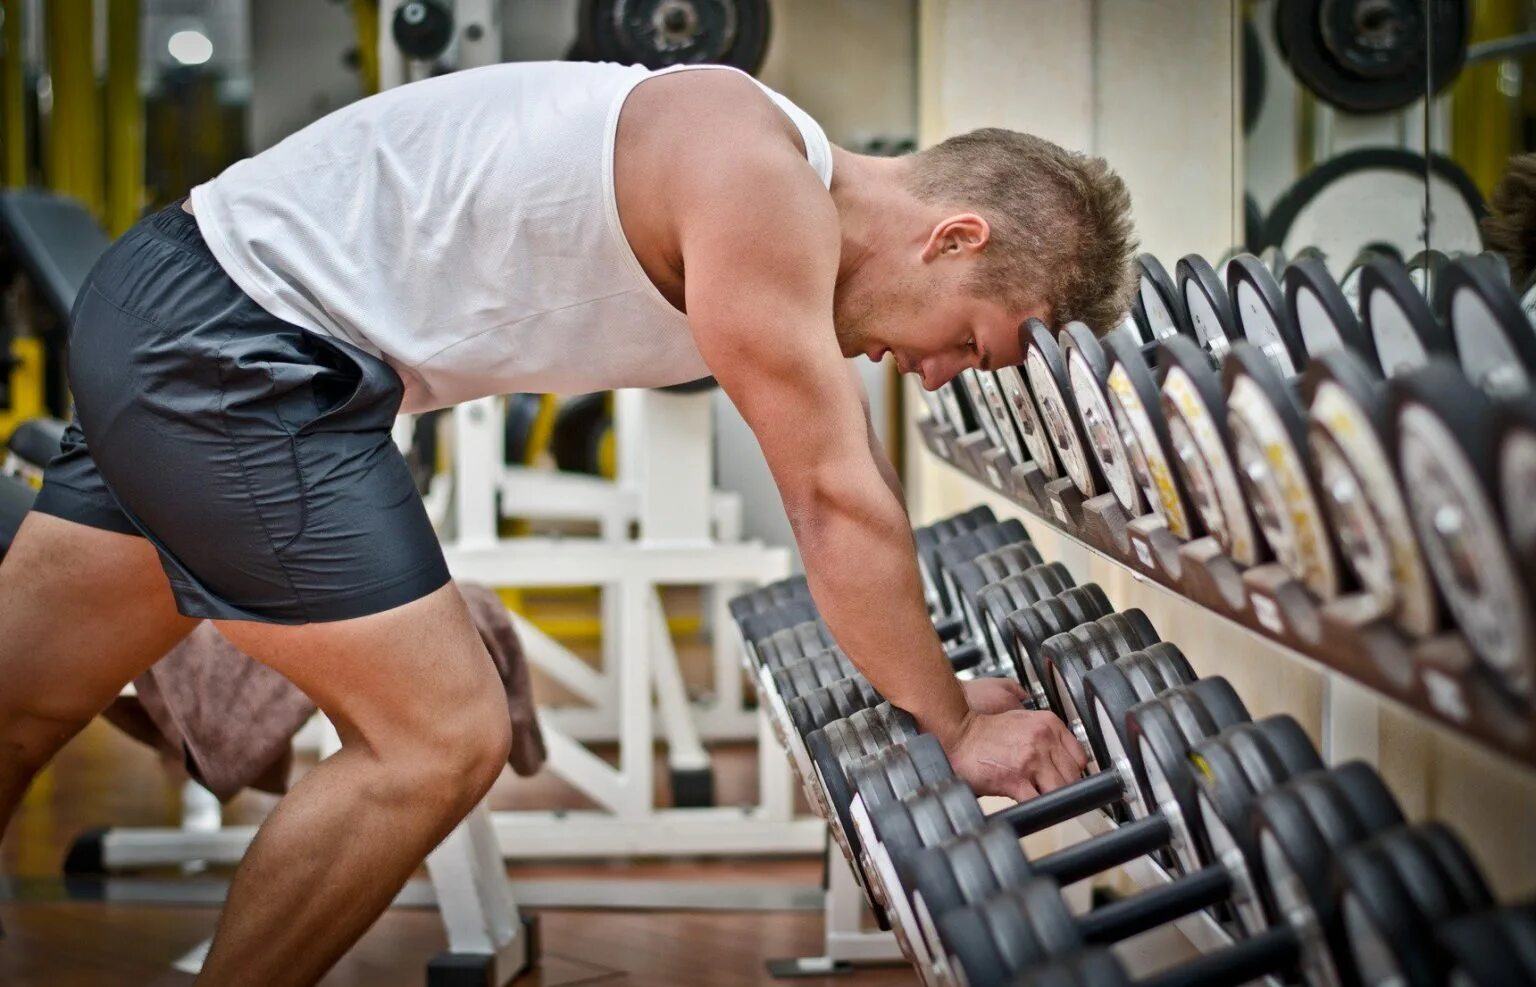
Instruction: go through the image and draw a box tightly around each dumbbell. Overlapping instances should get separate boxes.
[958,368,1018,468]
[966,366,1036,474]
[935,761,1403,987]
[848,650,1203,965]
[1335,821,1494,987]
[1006,584,1117,710]
[945,543,1051,647]
[728,574,811,624]
[931,518,1033,623]
[1035,608,1162,729]
[1435,901,1536,986]
[805,702,923,905]
[992,346,1064,483]
[915,505,998,609]
[973,563,1079,671]
[1061,320,1149,519]
[898,678,1257,984]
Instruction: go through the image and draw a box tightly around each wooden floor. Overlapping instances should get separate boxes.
[1,694,917,985]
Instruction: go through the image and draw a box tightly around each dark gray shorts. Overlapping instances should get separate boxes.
[33,202,450,624]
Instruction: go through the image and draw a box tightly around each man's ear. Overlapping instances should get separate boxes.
[921,213,990,263]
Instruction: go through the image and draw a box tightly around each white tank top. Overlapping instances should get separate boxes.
[190,61,833,413]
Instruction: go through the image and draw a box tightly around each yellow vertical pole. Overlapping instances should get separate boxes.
[105,0,141,234]
[0,0,25,186]
[45,0,101,217]
[353,0,381,96]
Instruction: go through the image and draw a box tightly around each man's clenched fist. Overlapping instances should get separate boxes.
[945,707,1088,802]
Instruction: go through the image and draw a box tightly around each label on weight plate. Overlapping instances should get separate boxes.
[987,463,1003,489]
[1251,593,1283,635]
[1422,667,1471,724]
[1052,500,1069,525]
[1133,537,1155,569]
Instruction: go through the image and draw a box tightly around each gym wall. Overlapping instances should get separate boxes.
[905,0,1536,900]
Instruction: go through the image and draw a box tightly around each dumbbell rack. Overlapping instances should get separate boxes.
[915,416,1536,770]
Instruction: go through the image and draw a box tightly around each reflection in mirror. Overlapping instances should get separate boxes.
[1243,0,1482,302]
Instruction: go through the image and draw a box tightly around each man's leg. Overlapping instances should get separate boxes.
[198,580,512,987]
[0,512,199,830]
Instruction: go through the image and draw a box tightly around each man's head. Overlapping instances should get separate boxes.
[833,128,1137,390]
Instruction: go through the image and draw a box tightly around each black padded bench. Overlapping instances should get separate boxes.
[6,416,66,471]
[0,472,35,558]
[0,189,110,414]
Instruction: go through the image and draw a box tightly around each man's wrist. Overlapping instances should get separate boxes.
[912,684,972,749]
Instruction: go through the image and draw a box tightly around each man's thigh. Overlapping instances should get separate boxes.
[213,581,505,746]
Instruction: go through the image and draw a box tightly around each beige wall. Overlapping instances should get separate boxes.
[911,0,1536,898]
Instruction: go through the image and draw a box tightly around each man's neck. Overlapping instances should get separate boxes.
[828,147,916,290]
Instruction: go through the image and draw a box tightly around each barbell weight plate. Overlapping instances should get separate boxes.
[937,377,979,435]
[1064,322,1143,515]
[1228,254,1306,374]
[1137,254,1188,341]
[996,360,1062,480]
[1438,254,1536,395]
[976,367,1029,468]
[1159,336,1265,565]
[1302,350,1439,642]
[960,368,1009,454]
[1270,149,1485,281]
[1223,343,1344,599]
[1497,397,1536,618]
[580,0,771,73]
[1026,320,1105,498]
[1391,362,1534,703]
[1177,255,1237,359]
[1284,253,1381,372]
[1103,328,1201,538]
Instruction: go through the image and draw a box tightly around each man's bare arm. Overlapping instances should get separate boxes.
[672,120,968,746]
[847,362,905,506]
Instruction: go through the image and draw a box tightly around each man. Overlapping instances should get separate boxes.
[0,61,1135,985]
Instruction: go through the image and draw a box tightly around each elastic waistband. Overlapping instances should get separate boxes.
[144,197,213,255]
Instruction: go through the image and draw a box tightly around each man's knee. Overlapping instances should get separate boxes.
[373,690,510,812]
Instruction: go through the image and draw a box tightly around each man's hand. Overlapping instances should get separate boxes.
[945,709,1088,802]
[961,676,1031,714]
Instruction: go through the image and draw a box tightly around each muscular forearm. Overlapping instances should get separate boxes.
[788,487,969,746]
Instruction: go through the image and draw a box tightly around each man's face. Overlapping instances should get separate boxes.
[834,263,1049,392]
[834,212,1051,390]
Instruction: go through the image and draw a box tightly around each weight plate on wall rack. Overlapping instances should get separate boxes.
[1065,323,1142,515]
[1268,150,1485,274]
[937,378,977,435]
[1104,329,1199,538]
[1361,256,1454,375]
[1227,253,1307,373]
[1303,350,1439,643]
[976,369,1028,468]
[958,369,1006,453]
[1497,397,1536,628]
[1436,255,1536,396]
[1223,344,1343,599]
[1285,253,1381,371]
[998,330,1061,480]
[1025,320,1104,498]
[1160,336,1263,563]
[1137,254,1187,342]
[1390,362,1534,705]
[1178,254,1237,359]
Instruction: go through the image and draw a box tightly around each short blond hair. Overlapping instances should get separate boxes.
[906,128,1137,333]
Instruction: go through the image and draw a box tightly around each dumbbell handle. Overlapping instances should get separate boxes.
[1139,926,1299,987]
[1030,814,1172,887]
[1077,865,1232,945]
[935,614,966,642]
[995,769,1123,836]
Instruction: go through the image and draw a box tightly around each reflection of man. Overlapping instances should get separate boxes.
[1482,152,1536,288]
[0,61,1135,986]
